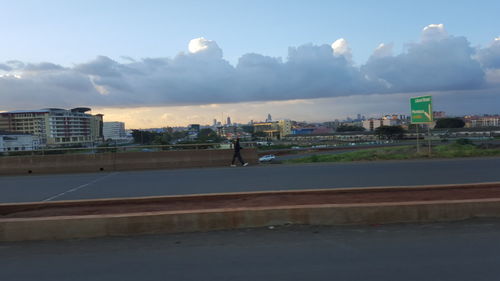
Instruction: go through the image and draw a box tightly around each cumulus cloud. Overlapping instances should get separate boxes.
[372,43,394,58]
[421,23,448,42]
[1,26,500,111]
[331,38,352,61]
[363,24,485,92]
[477,37,500,69]
[188,37,223,60]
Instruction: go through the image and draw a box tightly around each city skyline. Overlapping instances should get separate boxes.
[1,1,500,128]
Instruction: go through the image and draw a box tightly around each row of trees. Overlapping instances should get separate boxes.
[373,117,466,140]
[434,118,465,128]
[374,126,405,140]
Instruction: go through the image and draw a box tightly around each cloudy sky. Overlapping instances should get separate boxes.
[1,0,500,128]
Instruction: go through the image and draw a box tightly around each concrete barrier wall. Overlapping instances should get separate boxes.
[3,198,500,242]
[0,148,258,175]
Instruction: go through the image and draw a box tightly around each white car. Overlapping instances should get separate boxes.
[259,154,276,162]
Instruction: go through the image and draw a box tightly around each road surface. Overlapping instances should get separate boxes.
[2,219,500,281]
[1,157,500,203]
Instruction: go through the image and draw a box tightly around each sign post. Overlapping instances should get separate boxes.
[410,96,433,155]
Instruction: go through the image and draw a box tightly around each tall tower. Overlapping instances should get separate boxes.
[226,116,232,125]
[266,114,272,122]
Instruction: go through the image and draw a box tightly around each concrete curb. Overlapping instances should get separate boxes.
[3,183,500,241]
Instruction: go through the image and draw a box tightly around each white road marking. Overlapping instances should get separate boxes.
[42,172,119,202]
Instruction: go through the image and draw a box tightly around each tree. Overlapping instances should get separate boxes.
[241,125,254,134]
[131,130,151,144]
[198,128,220,142]
[374,126,405,140]
[152,134,172,145]
[172,131,188,140]
[435,118,465,128]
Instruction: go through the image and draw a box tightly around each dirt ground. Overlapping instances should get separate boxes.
[2,184,500,219]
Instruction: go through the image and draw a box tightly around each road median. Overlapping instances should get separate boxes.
[2,182,500,241]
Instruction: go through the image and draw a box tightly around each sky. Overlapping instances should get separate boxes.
[1,0,500,128]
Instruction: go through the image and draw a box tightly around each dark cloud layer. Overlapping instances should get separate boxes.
[1,27,500,110]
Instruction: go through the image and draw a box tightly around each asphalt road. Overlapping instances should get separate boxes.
[2,219,500,281]
[1,157,500,203]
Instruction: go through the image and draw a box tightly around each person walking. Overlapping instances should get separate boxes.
[231,138,248,167]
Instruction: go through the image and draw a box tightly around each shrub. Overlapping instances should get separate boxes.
[455,138,473,146]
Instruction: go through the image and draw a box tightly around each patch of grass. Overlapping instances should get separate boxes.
[433,143,500,158]
[285,144,500,164]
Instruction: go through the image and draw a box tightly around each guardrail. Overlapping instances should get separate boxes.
[0,142,259,158]
[0,146,259,175]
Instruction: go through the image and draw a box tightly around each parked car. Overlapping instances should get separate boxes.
[259,154,276,162]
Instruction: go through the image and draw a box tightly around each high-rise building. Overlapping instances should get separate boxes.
[103,122,126,140]
[226,116,232,125]
[278,120,292,137]
[0,108,104,147]
[266,114,272,122]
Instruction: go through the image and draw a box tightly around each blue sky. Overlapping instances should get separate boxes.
[1,0,498,65]
[1,0,500,127]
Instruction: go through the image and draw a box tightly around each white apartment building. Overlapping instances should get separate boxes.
[465,115,500,128]
[103,122,126,140]
[278,120,292,137]
[362,118,400,131]
[0,108,104,147]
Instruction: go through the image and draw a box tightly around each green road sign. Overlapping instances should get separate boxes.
[410,95,433,124]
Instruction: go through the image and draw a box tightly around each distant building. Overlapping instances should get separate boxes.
[226,116,232,125]
[187,124,201,139]
[433,111,446,119]
[254,122,280,139]
[188,124,201,133]
[217,125,251,139]
[278,120,292,137]
[103,122,126,140]
[292,128,315,135]
[362,118,400,131]
[464,115,500,128]
[292,126,333,135]
[254,120,292,139]
[0,131,40,152]
[0,108,103,147]
[265,114,272,122]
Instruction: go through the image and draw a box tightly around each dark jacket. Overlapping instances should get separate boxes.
[234,140,242,152]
